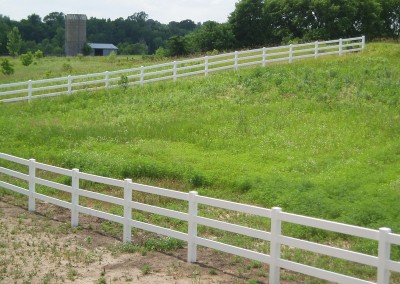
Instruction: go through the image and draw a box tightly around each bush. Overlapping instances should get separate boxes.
[118,74,128,91]
[20,51,34,66]
[82,43,92,56]
[1,59,14,75]
[155,47,167,58]
[61,63,73,73]
[34,50,43,59]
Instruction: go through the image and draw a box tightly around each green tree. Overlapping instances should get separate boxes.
[118,41,149,55]
[229,0,267,48]
[354,0,382,38]
[265,0,383,43]
[188,21,235,52]
[378,0,400,38]
[166,36,188,56]
[82,43,93,56]
[1,59,14,75]
[7,26,22,56]
[0,15,12,55]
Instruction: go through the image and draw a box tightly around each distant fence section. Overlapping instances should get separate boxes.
[1,152,399,284]
[0,36,365,103]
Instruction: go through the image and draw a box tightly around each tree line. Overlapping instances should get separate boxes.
[0,0,399,57]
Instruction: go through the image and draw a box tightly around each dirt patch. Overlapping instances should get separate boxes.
[0,197,300,283]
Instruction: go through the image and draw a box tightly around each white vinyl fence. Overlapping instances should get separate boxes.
[0,36,365,103]
[0,152,399,284]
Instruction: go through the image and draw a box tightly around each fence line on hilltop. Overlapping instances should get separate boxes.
[0,36,365,103]
[0,151,399,284]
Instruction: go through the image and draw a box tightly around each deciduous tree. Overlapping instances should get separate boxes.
[7,26,22,56]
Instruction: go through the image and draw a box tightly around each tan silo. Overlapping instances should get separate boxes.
[65,14,87,56]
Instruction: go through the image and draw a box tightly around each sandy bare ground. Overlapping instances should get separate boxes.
[0,197,282,284]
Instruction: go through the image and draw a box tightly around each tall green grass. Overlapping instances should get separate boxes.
[1,42,400,281]
[0,43,399,242]
[1,43,399,232]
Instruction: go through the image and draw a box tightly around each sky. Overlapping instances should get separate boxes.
[0,0,238,24]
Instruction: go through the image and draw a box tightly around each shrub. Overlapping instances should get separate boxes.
[20,51,34,66]
[1,59,14,75]
[118,74,128,91]
[155,47,167,58]
[82,43,92,56]
[34,50,43,59]
[61,63,73,73]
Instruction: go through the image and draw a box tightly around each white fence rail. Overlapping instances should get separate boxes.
[0,152,399,284]
[0,36,365,103]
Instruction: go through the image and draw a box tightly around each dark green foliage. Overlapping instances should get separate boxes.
[187,21,235,52]
[118,42,149,55]
[190,173,209,188]
[379,0,400,38]
[81,43,92,56]
[166,36,188,56]
[1,59,14,75]
[229,0,266,48]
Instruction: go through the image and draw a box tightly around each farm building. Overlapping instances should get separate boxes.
[89,43,119,56]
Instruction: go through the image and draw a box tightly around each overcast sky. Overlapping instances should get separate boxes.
[0,0,238,23]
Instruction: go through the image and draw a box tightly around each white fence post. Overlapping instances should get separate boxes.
[104,71,109,89]
[173,61,177,82]
[269,207,282,284]
[205,56,209,77]
[28,80,32,101]
[123,179,133,242]
[71,168,80,227]
[289,44,293,63]
[362,35,366,50]
[140,66,145,86]
[188,191,198,263]
[68,75,72,95]
[234,51,239,71]
[314,41,319,59]
[377,227,391,284]
[28,159,36,212]
[262,47,267,67]
[339,38,343,56]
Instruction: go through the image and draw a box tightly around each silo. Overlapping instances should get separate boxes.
[65,14,87,56]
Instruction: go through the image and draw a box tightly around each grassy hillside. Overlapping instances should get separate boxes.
[1,43,399,231]
[1,42,400,281]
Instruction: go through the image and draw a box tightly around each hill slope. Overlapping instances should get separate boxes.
[0,43,399,235]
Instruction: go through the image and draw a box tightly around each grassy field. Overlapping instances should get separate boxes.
[1,42,400,281]
[0,54,168,83]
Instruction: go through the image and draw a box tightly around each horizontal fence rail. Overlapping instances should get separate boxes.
[0,151,399,284]
[0,36,365,103]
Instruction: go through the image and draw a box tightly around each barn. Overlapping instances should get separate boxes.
[89,43,119,56]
